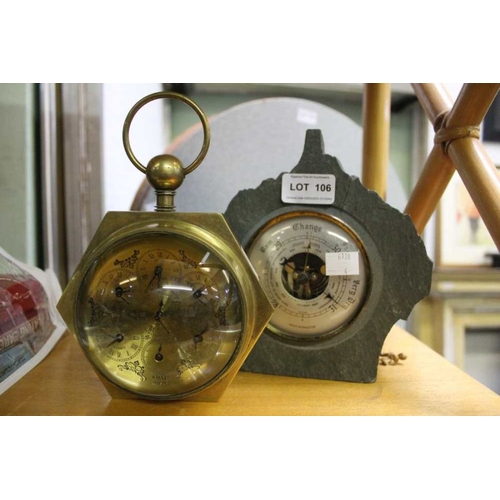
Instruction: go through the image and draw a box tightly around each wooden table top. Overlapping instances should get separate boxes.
[2,325,500,416]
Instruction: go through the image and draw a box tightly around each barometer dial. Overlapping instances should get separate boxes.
[247,212,369,341]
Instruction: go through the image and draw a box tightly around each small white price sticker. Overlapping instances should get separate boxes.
[281,174,335,205]
[325,252,360,276]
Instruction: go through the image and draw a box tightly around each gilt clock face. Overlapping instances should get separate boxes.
[75,232,244,400]
[246,211,369,342]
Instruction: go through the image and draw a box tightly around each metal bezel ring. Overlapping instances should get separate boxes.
[122,91,210,175]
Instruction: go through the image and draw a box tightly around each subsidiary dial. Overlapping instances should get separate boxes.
[247,212,369,341]
[92,268,137,316]
[93,327,144,362]
[138,247,178,291]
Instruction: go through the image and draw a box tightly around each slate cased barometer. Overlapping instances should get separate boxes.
[57,92,274,401]
[224,130,433,383]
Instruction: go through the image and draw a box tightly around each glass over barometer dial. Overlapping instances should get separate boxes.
[246,211,369,341]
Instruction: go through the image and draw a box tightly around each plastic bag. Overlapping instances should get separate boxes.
[0,248,66,395]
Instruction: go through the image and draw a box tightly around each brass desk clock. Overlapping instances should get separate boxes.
[225,130,433,383]
[57,92,273,401]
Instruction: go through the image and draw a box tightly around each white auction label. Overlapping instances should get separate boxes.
[325,252,360,276]
[281,174,335,205]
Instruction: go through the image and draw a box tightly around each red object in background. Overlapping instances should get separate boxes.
[0,276,47,335]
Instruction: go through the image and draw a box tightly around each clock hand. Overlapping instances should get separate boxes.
[192,268,229,299]
[155,342,164,361]
[152,299,199,364]
[155,315,196,363]
[114,286,131,304]
[193,325,209,347]
[156,318,177,340]
[154,298,165,320]
[148,265,163,288]
[105,333,124,347]
[154,303,181,344]
[193,281,208,299]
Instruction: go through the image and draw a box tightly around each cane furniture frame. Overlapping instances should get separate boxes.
[362,83,500,252]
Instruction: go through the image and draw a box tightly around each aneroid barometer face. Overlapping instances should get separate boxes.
[76,232,243,399]
[246,212,368,341]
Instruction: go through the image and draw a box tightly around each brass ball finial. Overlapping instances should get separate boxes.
[146,154,185,191]
[123,91,210,212]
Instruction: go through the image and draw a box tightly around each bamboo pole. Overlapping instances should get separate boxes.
[446,83,500,128]
[411,83,454,128]
[449,139,500,248]
[446,81,500,250]
[405,84,455,233]
[405,144,455,234]
[361,83,391,199]
[405,83,500,248]
[436,84,500,251]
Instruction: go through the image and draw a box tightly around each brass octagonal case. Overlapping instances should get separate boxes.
[57,211,274,402]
